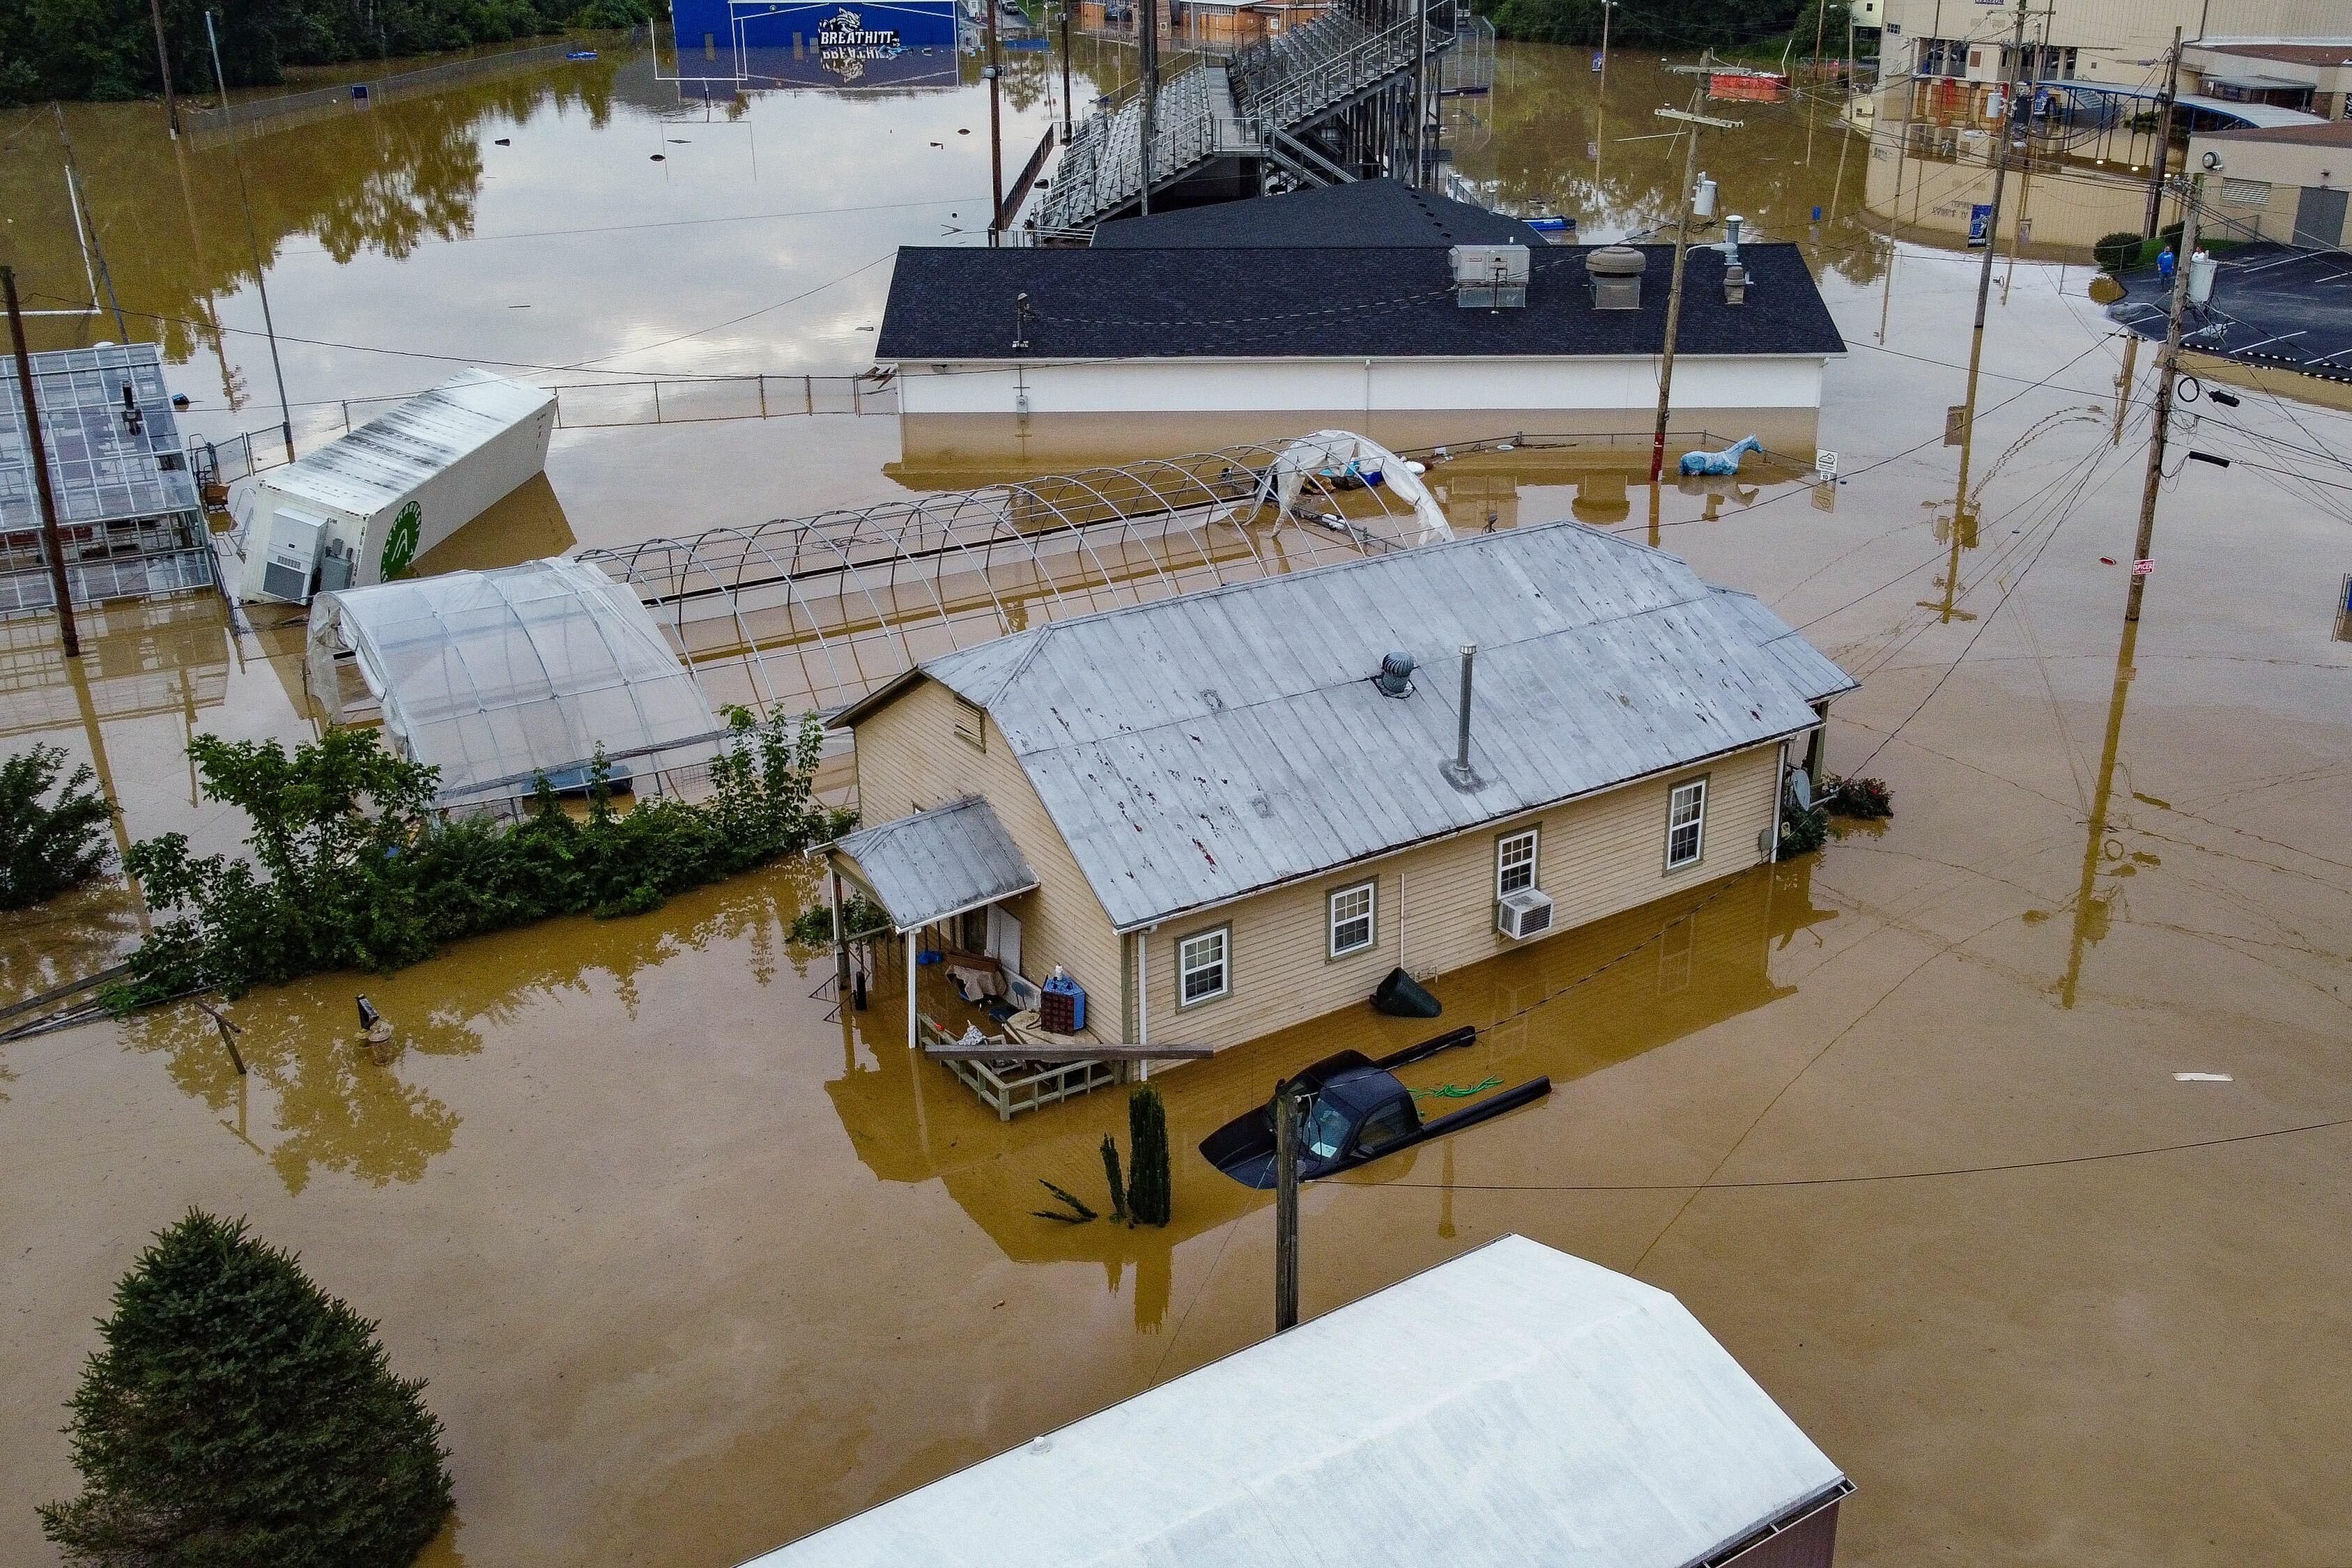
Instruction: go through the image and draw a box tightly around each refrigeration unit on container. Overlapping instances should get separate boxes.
[231,369,558,605]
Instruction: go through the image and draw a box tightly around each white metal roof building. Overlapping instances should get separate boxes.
[833,518,1857,934]
[750,1234,1850,1567]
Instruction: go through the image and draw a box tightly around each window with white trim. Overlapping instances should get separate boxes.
[1496,828,1539,898]
[1666,778,1707,870]
[1328,879,1376,959]
[1177,926,1229,1006]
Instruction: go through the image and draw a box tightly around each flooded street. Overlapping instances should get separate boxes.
[6,36,2352,1568]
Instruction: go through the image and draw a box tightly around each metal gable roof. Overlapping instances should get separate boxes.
[832,796,1040,933]
[905,521,1857,932]
[753,1234,1847,1567]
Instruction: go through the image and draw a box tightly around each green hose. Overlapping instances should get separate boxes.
[1411,1075,1502,1101]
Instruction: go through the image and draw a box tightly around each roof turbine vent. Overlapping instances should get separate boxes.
[1375,650,1417,697]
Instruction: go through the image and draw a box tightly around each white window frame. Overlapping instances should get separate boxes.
[1666,777,1708,870]
[1496,827,1539,899]
[1327,879,1376,960]
[1176,925,1230,1008]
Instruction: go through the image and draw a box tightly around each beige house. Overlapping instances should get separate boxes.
[826,520,1856,1055]
[2190,121,2352,249]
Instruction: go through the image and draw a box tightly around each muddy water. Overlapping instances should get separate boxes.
[6,36,2352,1568]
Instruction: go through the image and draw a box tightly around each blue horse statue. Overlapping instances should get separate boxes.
[1680,434,1762,477]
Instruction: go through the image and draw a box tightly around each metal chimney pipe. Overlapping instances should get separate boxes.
[1444,642,1478,789]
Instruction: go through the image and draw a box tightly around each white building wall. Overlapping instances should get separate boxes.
[895,356,1827,417]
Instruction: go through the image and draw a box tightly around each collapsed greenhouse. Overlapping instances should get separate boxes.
[305,432,1452,809]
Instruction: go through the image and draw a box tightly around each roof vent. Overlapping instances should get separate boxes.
[1589,245,1645,311]
[1375,650,1416,697]
[1451,245,1529,309]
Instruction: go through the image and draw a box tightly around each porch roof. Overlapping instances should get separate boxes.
[831,795,1038,933]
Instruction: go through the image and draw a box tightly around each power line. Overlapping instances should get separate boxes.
[1329,1114,2352,1194]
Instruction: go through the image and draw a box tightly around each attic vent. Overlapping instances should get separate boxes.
[953,695,986,751]
[1589,245,1645,310]
[1451,245,1529,309]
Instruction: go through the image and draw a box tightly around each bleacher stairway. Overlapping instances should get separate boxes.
[1033,0,1458,240]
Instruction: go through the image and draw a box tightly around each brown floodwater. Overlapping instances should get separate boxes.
[6,36,2352,1568]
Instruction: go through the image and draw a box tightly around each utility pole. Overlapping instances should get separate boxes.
[1411,0,1429,190]
[206,10,296,463]
[4,268,82,657]
[985,0,1004,246]
[1273,1079,1300,1332]
[1949,0,2032,509]
[148,0,181,137]
[1648,84,1739,485]
[1060,0,1073,141]
[2128,172,2199,623]
[1137,0,1160,214]
[2144,27,2181,239]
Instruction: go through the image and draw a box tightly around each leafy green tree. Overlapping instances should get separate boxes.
[0,0,651,105]
[0,744,114,911]
[116,709,849,1005]
[38,1210,452,1567]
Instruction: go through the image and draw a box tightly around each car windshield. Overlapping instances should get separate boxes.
[1302,1096,1353,1161]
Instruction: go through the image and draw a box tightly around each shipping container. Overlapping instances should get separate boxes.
[231,369,557,605]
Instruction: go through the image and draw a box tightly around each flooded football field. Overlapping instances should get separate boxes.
[4,37,2352,1568]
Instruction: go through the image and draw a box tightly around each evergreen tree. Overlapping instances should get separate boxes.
[38,1210,453,1568]
[1125,1086,1171,1227]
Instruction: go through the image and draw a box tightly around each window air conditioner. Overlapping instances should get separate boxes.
[1496,886,1554,941]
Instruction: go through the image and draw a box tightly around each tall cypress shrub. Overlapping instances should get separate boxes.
[38,1210,453,1567]
[1125,1086,1171,1227]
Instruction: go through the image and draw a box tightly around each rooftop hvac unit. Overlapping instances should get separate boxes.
[1496,886,1555,940]
[1452,244,1530,309]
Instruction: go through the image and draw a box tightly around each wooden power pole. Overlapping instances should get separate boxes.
[3,267,82,656]
[2128,172,2200,623]
[2144,27,2181,239]
[1949,0,2033,509]
[985,0,1004,246]
[148,0,182,137]
[1648,85,1739,484]
[1273,1079,1300,1332]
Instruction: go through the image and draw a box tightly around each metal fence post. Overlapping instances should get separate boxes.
[652,381,662,423]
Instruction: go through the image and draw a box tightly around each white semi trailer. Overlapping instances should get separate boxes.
[233,369,558,605]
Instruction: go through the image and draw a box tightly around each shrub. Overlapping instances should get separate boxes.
[115,707,850,1006]
[2093,231,2144,273]
[571,0,650,25]
[785,892,886,948]
[1,745,116,910]
[1776,804,1829,860]
[1126,1086,1171,1227]
[1824,775,1894,819]
[38,1209,452,1567]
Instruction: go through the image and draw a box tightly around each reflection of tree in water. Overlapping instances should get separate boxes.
[116,854,817,1192]
[0,56,628,353]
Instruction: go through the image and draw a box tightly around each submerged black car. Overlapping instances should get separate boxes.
[1199,1031,1549,1189]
